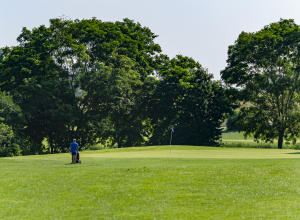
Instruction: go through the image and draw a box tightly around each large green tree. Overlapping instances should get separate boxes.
[221,19,300,149]
[96,56,146,148]
[149,55,232,146]
[0,17,161,152]
[0,30,72,154]
[49,18,161,148]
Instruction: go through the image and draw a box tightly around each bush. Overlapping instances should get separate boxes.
[0,123,20,157]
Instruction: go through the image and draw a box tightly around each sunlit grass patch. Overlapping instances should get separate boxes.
[2,146,300,219]
[221,129,300,149]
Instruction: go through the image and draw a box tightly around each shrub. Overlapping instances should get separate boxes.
[0,123,20,157]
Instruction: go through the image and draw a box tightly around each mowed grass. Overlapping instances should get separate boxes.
[222,129,245,141]
[2,146,300,219]
[221,129,282,148]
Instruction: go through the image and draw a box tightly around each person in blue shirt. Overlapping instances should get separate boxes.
[70,139,78,164]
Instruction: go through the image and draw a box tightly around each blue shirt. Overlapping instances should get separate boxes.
[70,142,78,152]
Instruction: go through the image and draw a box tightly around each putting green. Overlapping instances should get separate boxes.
[78,146,300,159]
[5,146,300,160]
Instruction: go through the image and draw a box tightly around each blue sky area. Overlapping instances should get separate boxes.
[1,0,300,80]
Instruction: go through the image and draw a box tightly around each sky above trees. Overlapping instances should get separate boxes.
[1,0,300,80]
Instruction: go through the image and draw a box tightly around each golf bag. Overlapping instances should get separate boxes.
[76,151,81,164]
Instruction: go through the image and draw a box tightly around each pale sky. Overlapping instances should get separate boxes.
[1,0,300,80]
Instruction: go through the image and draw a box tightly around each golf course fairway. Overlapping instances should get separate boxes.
[1,146,300,219]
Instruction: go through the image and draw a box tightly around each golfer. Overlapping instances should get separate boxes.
[70,139,78,164]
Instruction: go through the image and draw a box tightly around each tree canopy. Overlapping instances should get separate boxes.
[0,17,231,155]
[221,19,300,149]
[149,55,232,146]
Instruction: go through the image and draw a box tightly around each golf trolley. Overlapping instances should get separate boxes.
[76,151,81,164]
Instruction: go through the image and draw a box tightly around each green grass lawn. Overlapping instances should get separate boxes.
[222,129,245,141]
[2,146,300,219]
[221,129,284,148]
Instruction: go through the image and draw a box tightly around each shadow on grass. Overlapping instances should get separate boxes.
[286,152,300,154]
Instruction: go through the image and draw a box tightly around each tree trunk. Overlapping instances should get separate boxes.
[49,134,54,154]
[278,130,284,149]
[118,137,122,148]
[117,134,122,148]
[50,141,54,154]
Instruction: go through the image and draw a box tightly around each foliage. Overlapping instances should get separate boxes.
[0,92,22,156]
[226,110,240,130]
[0,123,19,157]
[0,17,234,153]
[221,19,300,149]
[0,18,161,152]
[149,55,233,146]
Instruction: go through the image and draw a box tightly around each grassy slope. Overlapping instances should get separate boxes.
[1,146,300,219]
[222,130,245,141]
[221,129,281,148]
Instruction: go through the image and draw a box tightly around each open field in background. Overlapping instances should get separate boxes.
[222,129,245,141]
[91,128,292,151]
[2,146,300,219]
[91,129,278,151]
[221,129,299,149]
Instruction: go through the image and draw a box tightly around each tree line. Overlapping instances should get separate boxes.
[2,18,300,156]
[0,18,234,156]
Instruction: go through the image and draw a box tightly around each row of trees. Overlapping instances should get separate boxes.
[0,18,234,156]
[3,17,299,155]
